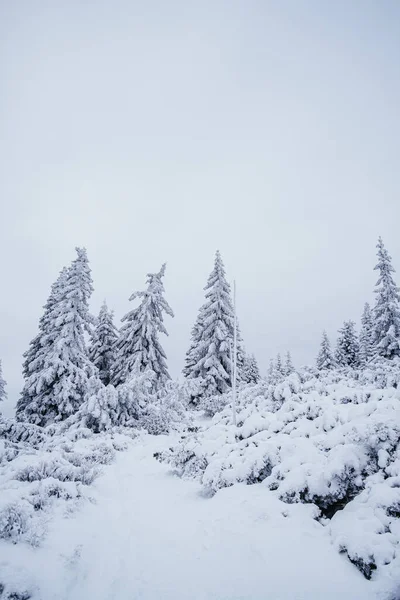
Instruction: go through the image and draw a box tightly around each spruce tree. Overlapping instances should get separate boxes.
[17,266,69,420]
[183,310,205,378]
[267,359,275,380]
[275,353,283,375]
[372,237,400,359]
[359,303,374,365]
[267,358,280,385]
[316,331,335,370]
[89,301,118,385]
[0,360,7,405]
[21,267,69,380]
[335,321,359,367]
[17,248,95,425]
[184,251,244,396]
[284,351,294,375]
[242,353,260,384]
[112,264,174,390]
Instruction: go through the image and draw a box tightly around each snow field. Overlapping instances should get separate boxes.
[1,432,376,600]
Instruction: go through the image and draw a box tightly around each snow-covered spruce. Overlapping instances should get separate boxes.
[89,301,118,386]
[112,264,174,391]
[284,351,294,376]
[16,266,69,421]
[157,363,400,586]
[316,331,336,370]
[183,311,205,380]
[335,320,359,367]
[241,353,260,384]
[17,249,95,425]
[373,236,400,359]
[275,353,283,375]
[359,302,375,365]
[0,360,6,407]
[183,250,245,399]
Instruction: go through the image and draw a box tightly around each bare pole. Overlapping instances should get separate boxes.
[232,280,237,427]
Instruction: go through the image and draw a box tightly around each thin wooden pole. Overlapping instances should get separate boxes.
[232,280,237,427]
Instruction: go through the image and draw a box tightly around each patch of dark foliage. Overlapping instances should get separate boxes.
[347,555,377,580]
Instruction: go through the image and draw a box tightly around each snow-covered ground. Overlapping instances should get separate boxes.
[1,430,378,600]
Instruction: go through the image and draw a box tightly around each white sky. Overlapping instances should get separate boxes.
[1,1,400,414]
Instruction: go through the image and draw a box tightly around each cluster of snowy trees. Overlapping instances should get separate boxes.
[0,236,398,429]
[13,249,176,427]
[7,248,258,428]
[317,237,400,369]
[266,352,295,384]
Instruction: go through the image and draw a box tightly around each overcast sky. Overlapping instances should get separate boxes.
[1,1,400,416]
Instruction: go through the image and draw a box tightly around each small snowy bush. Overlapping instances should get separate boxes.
[141,382,191,435]
[0,503,29,543]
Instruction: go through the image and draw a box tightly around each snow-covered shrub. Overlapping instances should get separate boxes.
[0,419,48,448]
[0,420,130,559]
[28,479,80,509]
[141,381,190,435]
[81,378,119,433]
[0,583,32,600]
[158,366,400,585]
[199,393,229,417]
[15,455,99,485]
[357,357,400,389]
[116,369,154,426]
[0,503,29,543]
[330,450,400,582]
[63,442,116,468]
[140,404,171,435]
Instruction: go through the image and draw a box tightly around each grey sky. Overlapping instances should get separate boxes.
[1,1,400,416]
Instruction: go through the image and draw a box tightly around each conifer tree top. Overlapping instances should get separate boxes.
[373,237,400,358]
[112,263,173,389]
[0,359,7,403]
[374,237,399,291]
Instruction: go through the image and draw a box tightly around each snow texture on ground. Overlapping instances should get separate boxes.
[1,432,378,600]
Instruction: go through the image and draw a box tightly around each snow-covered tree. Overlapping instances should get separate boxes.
[82,377,118,433]
[89,301,118,385]
[267,359,275,382]
[21,267,69,382]
[116,367,155,425]
[359,303,374,365]
[372,237,400,359]
[335,321,359,367]
[275,353,284,375]
[242,353,260,384]
[112,264,174,391]
[17,248,96,425]
[183,310,205,378]
[316,331,335,370]
[183,251,244,396]
[267,358,282,385]
[17,266,69,421]
[0,360,7,405]
[284,351,294,375]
